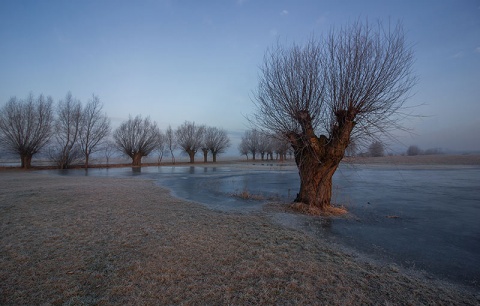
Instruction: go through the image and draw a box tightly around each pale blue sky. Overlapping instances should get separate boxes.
[1,0,479,154]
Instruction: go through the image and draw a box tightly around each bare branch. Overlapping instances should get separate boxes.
[79,94,111,168]
[49,92,83,169]
[165,125,177,164]
[252,19,416,210]
[113,115,161,166]
[204,126,231,162]
[0,93,54,168]
[175,121,205,163]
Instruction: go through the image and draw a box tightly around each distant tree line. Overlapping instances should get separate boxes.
[237,131,400,160]
[406,145,443,156]
[0,92,231,169]
[347,143,443,158]
[238,129,292,161]
[351,141,385,157]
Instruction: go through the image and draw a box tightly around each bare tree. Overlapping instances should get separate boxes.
[242,129,261,160]
[257,132,272,161]
[165,125,177,164]
[205,126,231,162]
[272,136,290,161]
[156,131,167,164]
[252,20,415,212]
[79,94,111,168]
[113,115,160,166]
[238,138,249,160]
[406,145,421,156]
[50,92,83,169]
[201,142,209,163]
[267,143,274,160]
[368,141,385,157]
[0,93,54,168]
[175,121,205,163]
[103,140,115,166]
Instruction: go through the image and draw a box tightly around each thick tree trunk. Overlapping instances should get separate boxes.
[85,153,90,169]
[294,157,340,211]
[59,156,69,169]
[187,150,195,163]
[212,152,217,163]
[289,110,355,211]
[21,154,33,169]
[202,148,208,163]
[132,153,142,166]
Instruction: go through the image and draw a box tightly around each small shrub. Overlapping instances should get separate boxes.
[231,190,265,201]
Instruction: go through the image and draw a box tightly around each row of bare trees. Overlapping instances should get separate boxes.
[0,93,231,168]
[0,92,110,169]
[51,93,111,169]
[173,121,231,164]
[238,129,291,161]
[113,118,231,166]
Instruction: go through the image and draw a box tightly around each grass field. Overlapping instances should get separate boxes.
[1,171,479,305]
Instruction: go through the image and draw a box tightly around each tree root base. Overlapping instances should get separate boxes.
[290,202,348,216]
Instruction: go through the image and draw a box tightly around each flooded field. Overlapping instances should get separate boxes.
[44,162,480,288]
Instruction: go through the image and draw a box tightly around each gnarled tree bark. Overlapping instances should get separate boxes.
[132,152,143,167]
[289,111,355,209]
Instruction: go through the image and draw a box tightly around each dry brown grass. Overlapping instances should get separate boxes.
[230,189,280,202]
[1,171,478,305]
[290,202,348,217]
[231,190,267,201]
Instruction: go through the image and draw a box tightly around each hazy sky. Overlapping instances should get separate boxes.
[0,0,479,154]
